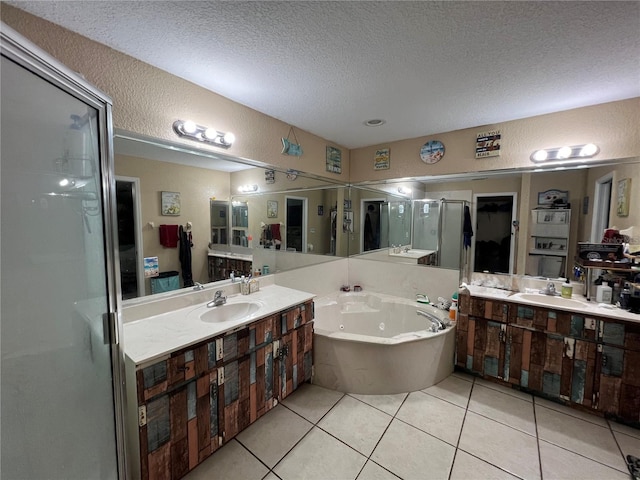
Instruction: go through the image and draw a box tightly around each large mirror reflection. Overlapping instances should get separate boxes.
[113,131,347,300]
[113,128,639,302]
[351,157,640,281]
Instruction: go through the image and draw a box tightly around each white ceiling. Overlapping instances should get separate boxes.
[7,1,640,149]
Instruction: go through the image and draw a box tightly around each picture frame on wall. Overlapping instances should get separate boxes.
[326,146,342,174]
[267,200,278,218]
[374,148,390,170]
[161,191,181,216]
[617,178,631,217]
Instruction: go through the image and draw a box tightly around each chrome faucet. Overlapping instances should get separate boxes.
[207,290,227,308]
[417,309,446,331]
[193,282,205,291]
[540,282,558,296]
[230,272,236,283]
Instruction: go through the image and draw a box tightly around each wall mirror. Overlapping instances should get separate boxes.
[113,131,347,301]
[348,157,640,279]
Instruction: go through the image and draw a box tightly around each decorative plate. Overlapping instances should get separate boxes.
[420,140,445,164]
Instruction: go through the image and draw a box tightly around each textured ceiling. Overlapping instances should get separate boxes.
[6,1,640,149]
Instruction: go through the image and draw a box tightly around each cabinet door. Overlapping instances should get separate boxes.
[138,368,222,480]
[275,322,314,401]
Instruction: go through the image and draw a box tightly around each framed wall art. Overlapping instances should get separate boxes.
[617,178,631,217]
[326,146,342,174]
[374,148,390,170]
[267,200,278,218]
[161,191,181,216]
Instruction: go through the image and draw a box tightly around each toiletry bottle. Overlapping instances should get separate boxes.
[596,284,612,303]
[561,279,573,299]
[449,292,458,321]
[620,283,631,310]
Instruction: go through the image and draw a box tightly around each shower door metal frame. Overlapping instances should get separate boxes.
[1,23,128,478]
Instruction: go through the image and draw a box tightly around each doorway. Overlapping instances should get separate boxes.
[361,199,385,251]
[116,176,144,299]
[472,193,518,274]
[285,196,307,252]
[591,173,612,242]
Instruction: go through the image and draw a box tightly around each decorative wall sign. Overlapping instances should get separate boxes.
[286,169,299,181]
[144,257,159,277]
[265,169,275,184]
[374,148,390,170]
[476,129,501,158]
[161,191,181,215]
[537,189,568,206]
[281,127,303,156]
[326,146,342,174]
[419,140,445,164]
[267,200,278,218]
[617,178,631,217]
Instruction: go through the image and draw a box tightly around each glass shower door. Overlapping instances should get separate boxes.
[1,30,121,479]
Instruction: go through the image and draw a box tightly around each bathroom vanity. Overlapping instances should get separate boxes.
[123,285,314,479]
[457,288,640,426]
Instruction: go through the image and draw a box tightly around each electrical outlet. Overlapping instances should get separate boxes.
[138,405,147,427]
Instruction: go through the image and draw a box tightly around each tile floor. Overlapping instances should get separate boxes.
[185,371,639,480]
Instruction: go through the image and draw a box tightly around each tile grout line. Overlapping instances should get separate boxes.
[264,388,346,476]
[533,395,545,480]
[446,377,476,480]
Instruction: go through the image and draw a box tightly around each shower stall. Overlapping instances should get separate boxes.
[412,198,470,273]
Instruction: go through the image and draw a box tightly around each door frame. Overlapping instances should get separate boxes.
[116,175,145,298]
[285,195,308,253]
[471,192,518,274]
[591,172,613,242]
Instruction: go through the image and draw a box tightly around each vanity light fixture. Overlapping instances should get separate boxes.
[173,120,235,148]
[530,143,599,163]
[238,184,258,193]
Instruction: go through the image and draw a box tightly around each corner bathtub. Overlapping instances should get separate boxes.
[312,292,455,394]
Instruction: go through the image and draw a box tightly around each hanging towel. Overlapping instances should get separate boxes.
[178,225,194,288]
[463,206,473,249]
[159,224,179,248]
[270,223,281,241]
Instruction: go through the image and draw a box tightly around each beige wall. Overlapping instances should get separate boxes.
[2,5,350,182]
[350,99,640,182]
[115,155,230,290]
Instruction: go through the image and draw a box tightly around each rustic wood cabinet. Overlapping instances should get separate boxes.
[457,292,640,426]
[133,300,314,479]
[207,255,252,282]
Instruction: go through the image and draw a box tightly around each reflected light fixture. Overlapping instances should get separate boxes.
[238,184,258,193]
[398,186,412,195]
[173,120,235,148]
[530,143,599,163]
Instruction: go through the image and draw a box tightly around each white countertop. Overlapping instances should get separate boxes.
[208,249,253,261]
[388,248,435,260]
[123,285,314,367]
[465,285,640,323]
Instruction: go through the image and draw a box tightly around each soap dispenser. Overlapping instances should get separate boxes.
[561,279,573,299]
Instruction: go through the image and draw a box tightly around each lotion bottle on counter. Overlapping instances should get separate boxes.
[561,279,573,299]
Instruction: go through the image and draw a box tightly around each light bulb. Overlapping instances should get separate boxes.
[532,150,548,162]
[557,146,572,159]
[580,143,598,156]
[203,128,218,140]
[59,178,70,187]
[182,121,197,134]
[223,132,235,145]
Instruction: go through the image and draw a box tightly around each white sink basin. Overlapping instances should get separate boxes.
[199,302,261,323]
[513,293,586,309]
